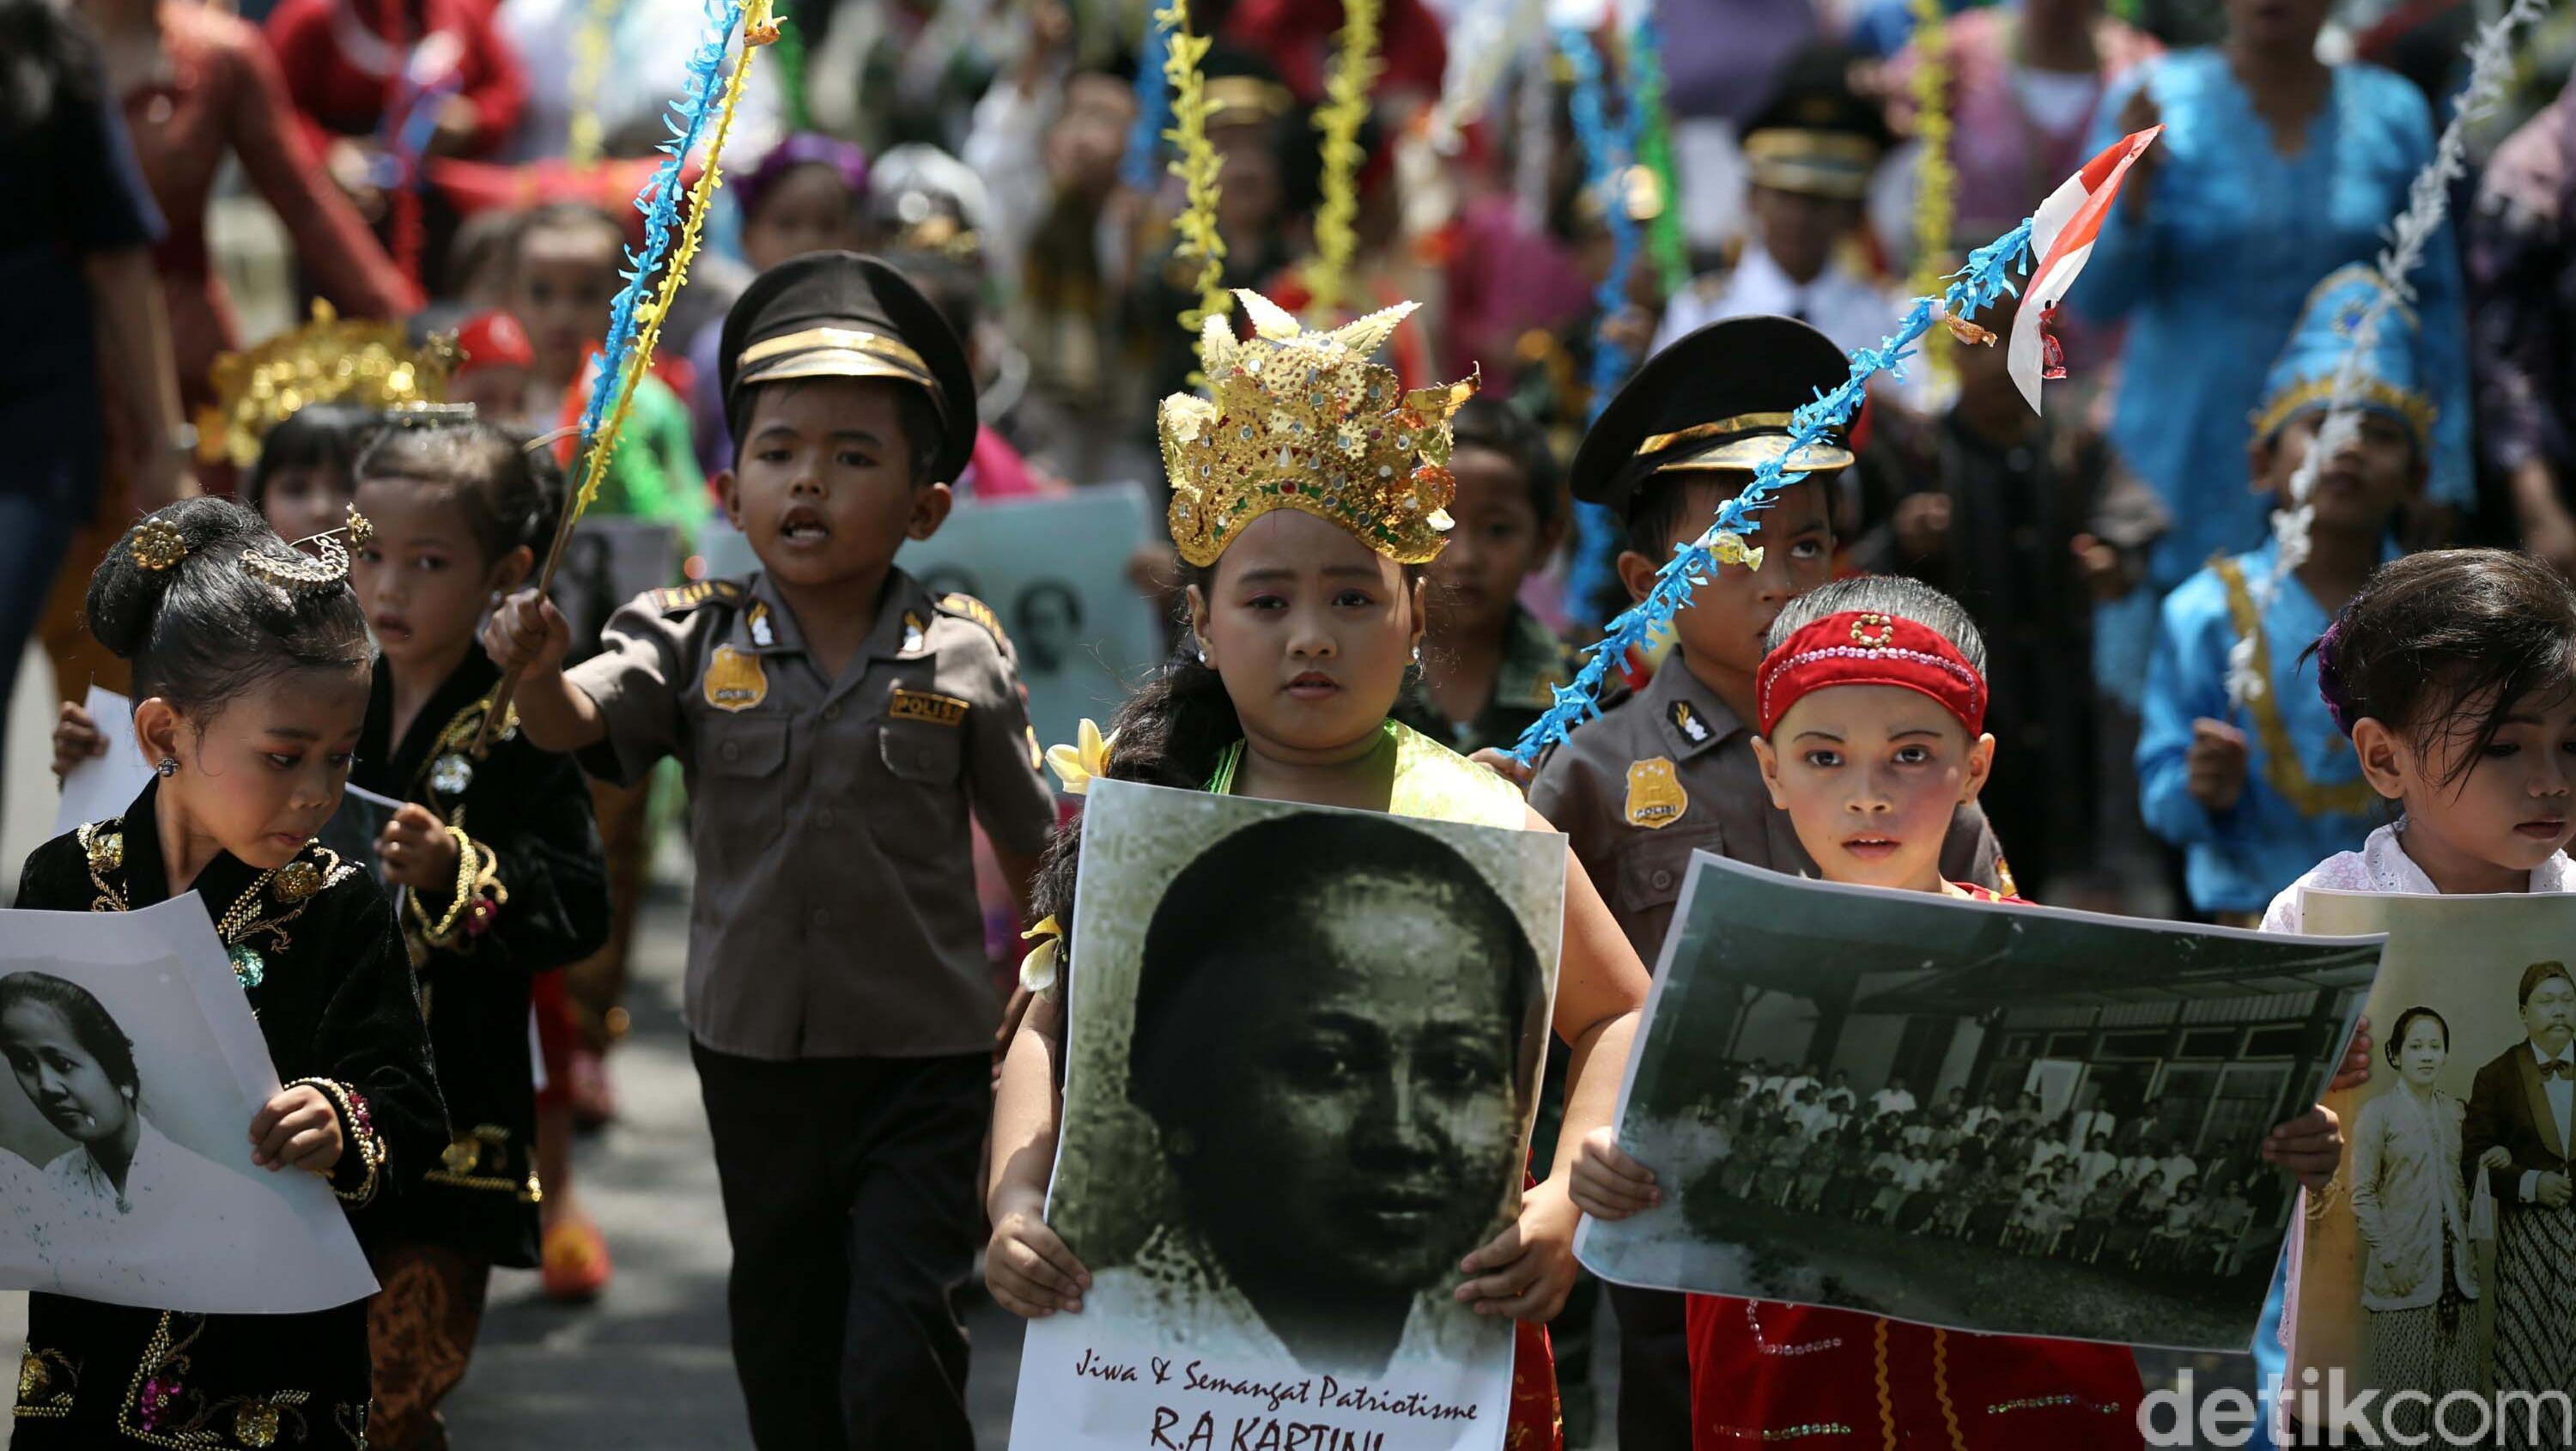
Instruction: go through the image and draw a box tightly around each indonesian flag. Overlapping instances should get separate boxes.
[2008,125,2162,412]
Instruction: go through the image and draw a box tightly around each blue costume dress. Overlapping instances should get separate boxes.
[2137,537,2390,915]
[2078,51,2471,593]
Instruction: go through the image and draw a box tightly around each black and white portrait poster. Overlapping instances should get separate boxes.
[1011,779,1564,1451]
[711,486,1162,764]
[0,897,378,1312]
[1577,853,2379,1352]
[2289,890,2576,1446]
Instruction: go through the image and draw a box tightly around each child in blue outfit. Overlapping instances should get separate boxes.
[2137,265,2427,920]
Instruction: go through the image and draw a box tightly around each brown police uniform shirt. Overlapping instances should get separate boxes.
[568,567,1058,1060]
[1528,653,2008,968]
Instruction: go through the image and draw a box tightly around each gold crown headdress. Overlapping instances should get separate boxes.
[197,301,457,469]
[1160,291,1476,568]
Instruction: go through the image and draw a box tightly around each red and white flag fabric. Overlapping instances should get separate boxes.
[2008,125,2163,412]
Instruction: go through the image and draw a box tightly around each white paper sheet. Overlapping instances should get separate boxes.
[50,688,149,837]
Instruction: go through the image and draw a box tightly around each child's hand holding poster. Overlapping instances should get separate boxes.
[1577,853,2381,1353]
[2288,889,2576,1448]
[1009,779,1564,1451]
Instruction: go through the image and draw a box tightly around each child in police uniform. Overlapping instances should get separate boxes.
[483,252,1058,1449]
[1527,315,2007,1446]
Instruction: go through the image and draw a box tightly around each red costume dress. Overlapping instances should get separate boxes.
[1685,886,2142,1450]
[118,0,421,412]
[264,0,528,161]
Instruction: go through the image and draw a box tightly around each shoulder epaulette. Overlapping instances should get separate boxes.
[939,592,1011,649]
[646,579,744,616]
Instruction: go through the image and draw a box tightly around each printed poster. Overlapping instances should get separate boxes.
[704,485,1162,763]
[0,898,379,1312]
[1010,779,1564,1451]
[1577,853,2380,1352]
[2289,889,2576,1446]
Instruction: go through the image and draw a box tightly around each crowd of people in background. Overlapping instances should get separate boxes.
[7,0,2576,1443]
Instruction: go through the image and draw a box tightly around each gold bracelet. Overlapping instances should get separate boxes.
[406,824,503,949]
[287,1077,385,1205]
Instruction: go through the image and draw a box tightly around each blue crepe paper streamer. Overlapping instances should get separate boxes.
[1558,25,1647,634]
[576,0,749,450]
[1509,218,2038,762]
[1124,6,1176,191]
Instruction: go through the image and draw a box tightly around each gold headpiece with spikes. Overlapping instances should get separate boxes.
[197,301,457,469]
[1160,291,1476,568]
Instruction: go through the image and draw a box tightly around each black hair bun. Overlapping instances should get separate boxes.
[84,498,266,661]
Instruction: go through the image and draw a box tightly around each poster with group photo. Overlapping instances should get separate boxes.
[2289,889,2576,1447]
[1577,853,2382,1352]
[704,485,1162,765]
[0,898,379,1312]
[1009,779,1564,1451]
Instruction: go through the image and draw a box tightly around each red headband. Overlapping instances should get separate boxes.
[1756,610,1988,738]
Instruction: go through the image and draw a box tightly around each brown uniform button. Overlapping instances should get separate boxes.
[720,740,741,762]
[1651,868,1674,891]
[810,908,829,928]
[823,705,842,722]
[814,808,837,829]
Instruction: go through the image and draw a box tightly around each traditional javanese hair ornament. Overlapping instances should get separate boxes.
[130,519,190,572]
[240,507,374,598]
[1161,290,1476,568]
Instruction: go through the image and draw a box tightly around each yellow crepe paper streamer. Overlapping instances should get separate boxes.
[1304,0,1381,321]
[1157,0,1230,373]
[1907,0,1956,382]
[565,0,622,167]
[567,7,770,521]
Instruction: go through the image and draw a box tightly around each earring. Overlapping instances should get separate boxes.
[1411,644,1424,666]
[1194,643,1209,665]
[155,758,178,778]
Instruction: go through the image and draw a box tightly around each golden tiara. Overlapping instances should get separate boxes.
[127,506,374,593]
[197,301,456,469]
[241,506,375,598]
[1160,291,1475,568]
